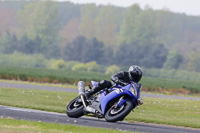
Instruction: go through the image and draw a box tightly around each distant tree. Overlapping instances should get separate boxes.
[17,36,42,54]
[62,36,104,64]
[79,4,124,47]
[60,17,80,48]
[79,4,98,39]
[44,44,61,59]
[63,36,87,61]
[120,5,161,46]
[139,43,168,68]
[94,5,122,46]
[119,4,141,44]
[0,8,16,34]
[103,46,115,65]
[56,1,81,27]
[114,42,140,66]
[163,51,183,69]
[114,42,168,68]
[186,51,200,72]
[0,31,18,54]
[81,37,104,63]
[18,1,59,53]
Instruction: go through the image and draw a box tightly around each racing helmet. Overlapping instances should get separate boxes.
[128,65,143,83]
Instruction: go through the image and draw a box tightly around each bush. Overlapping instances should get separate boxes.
[105,65,120,75]
[72,61,100,72]
[65,61,82,70]
[50,59,66,70]
[0,52,47,68]
[72,63,87,71]
[85,61,100,72]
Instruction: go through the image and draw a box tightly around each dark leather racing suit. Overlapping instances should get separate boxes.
[111,71,131,85]
[86,71,133,97]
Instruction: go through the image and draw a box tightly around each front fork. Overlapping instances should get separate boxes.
[113,95,126,109]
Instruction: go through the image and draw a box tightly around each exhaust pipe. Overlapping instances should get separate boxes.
[78,81,87,108]
[78,81,85,96]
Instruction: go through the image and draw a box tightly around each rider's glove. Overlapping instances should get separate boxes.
[115,78,120,83]
[137,97,143,105]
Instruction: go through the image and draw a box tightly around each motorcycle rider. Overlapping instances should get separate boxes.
[84,65,143,105]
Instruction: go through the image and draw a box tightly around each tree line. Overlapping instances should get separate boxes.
[0,1,200,72]
[0,32,168,69]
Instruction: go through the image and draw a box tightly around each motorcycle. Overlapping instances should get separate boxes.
[66,80,142,122]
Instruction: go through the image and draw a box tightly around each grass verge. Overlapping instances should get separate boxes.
[0,66,200,94]
[125,98,200,128]
[0,118,134,133]
[0,87,199,128]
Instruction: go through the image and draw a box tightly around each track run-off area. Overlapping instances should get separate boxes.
[0,81,200,133]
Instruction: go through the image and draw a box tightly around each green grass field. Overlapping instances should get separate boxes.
[141,77,200,93]
[0,66,109,84]
[0,87,199,128]
[0,118,134,133]
[0,66,200,93]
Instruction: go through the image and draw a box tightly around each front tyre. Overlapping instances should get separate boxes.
[105,101,133,122]
[66,97,84,118]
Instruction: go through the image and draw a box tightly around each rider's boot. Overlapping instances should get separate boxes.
[85,84,102,99]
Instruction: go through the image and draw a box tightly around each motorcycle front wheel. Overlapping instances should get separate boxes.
[66,97,84,118]
[105,101,133,122]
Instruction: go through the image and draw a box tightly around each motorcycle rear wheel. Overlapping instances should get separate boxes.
[105,101,133,122]
[66,97,84,118]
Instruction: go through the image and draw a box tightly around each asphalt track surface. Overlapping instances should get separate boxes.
[1,105,199,133]
[0,82,200,133]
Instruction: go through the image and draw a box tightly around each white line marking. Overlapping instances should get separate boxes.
[0,105,66,116]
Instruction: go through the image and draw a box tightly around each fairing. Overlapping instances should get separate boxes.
[100,84,137,114]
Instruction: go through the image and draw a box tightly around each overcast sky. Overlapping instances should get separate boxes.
[57,0,200,16]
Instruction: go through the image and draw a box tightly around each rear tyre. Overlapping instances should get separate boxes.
[105,101,133,122]
[66,97,84,118]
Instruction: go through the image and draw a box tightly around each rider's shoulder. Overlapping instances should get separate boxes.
[114,71,126,75]
[120,71,128,74]
[123,71,129,75]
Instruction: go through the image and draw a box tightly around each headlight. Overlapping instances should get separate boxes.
[130,86,137,97]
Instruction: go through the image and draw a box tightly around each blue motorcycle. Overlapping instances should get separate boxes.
[66,81,142,122]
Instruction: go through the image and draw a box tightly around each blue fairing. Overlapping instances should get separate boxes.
[131,82,140,99]
[100,84,136,114]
